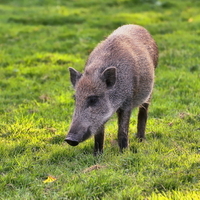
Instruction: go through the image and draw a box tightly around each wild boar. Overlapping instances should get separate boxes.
[65,24,158,155]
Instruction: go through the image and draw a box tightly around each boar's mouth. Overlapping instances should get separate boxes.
[65,137,79,146]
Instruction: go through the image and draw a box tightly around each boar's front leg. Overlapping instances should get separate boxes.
[117,108,131,152]
[94,126,104,156]
[136,102,149,141]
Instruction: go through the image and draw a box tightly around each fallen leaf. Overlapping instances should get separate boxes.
[39,94,50,102]
[43,175,57,183]
[41,75,49,81]
[83,165,106,173]
[168,122,173,126]
[110,139,118,147]
[188,18,193,22]
[46,127,57,133]
[179,112,190,119]
[28,109,38,113]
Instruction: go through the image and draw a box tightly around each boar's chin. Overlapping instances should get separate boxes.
[82,127,92,142]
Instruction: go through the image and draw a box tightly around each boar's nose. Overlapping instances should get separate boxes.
[65,136,79,146]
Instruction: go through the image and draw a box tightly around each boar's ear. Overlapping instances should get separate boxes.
[101,66,116,89]
[69,67,82,87]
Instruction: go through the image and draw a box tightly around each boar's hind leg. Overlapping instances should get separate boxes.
[136,102,149,141]
[94,126,104,156]
[117,108,131,152]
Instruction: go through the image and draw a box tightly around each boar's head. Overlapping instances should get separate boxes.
[65,66,117,146]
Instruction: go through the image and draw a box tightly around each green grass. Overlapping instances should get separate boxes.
[0,0,200,199]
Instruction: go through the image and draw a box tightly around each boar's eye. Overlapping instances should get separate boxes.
[87,96,99,107]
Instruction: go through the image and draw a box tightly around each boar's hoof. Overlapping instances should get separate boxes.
[65,137,79,146]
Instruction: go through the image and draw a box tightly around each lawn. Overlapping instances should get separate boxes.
[0,0,200,199]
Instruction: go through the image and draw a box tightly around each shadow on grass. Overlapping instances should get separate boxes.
[152,163,199,193]
[8,15,85,26]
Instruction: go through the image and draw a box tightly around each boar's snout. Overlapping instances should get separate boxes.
[65,125,92,146]
[65,136,79,146]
